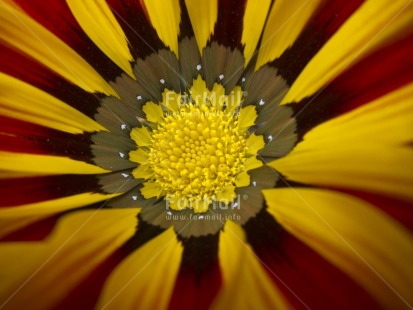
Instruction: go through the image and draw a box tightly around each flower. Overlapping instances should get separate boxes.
[0,0,413,309]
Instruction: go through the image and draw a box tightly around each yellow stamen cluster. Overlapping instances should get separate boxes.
[147,104,248,209]
[130,77,265,213]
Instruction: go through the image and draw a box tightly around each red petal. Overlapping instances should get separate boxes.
[107,0,166,58]
[331,33,413,114]
[0,46,101,118]
[0,116,94,162]
[169,234,222,310]
[12,0,122,81]
[169,260,221,310]
[329,188,413,233]
[273,0,365,85]
[0,175,100,207]
[0,116,51,155]
[53,244,130,310]
[244,210,379,309]
[0,214,59,241]
[211,0,247,50]
[293,33,413,137]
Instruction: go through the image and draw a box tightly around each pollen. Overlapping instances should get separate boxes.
[147,103,248,211]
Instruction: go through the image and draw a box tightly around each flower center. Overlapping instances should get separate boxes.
[148,103,248,211]
[128,76,266,213]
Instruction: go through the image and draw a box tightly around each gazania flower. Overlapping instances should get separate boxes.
[1,0,413,308]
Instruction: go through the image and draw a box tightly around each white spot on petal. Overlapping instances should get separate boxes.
[166,211,172,215]
[121,173,129,178]
[252,181,257,187]
[119,152,125,158]
[120,124,127,130]
[160,78,165,84]
[232,202,239,209]
[196,64,202,71]
[219,74,224,80]
[198,215,204,220]
[132,196,138,200]
[137,95,142,100]
[241,77,246,83]
[268,135,273,141]
[259,99,265,106]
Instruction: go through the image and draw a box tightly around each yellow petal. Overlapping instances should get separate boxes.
[143,0,180,56]
[212,221,290,309]
[185,0,218,55]
[192,198,209,213]
[161,89,181,112]
[96,227,182,310]
[242,0,272,66]
[0,192,119,238]
[281,0,413,104]
[168,197,186,211]
[299,83,413,145]
[130,126,152,147]
[189,75,209,104]
[256,0,323,69]
[140,181,162,199]
[0,209,137,310]
[0,3,116,96]
[0,73,105,133]
[211,83,226,109]
[216,185,236,203]
[0,171,47,179]
[0,193,118,217]
[269,85,413,201]
[238,105,257,128]
[67,0,134,78]
[263,188,413,309]
[271,144,413,201]
[244,156,263,171]
[246,133,266,155]
[0,152,108,175]
[129,149,149,164]
[226,86,243,113]
[235,171,250,187]
[142,102,164,123]
[0,0,21,11]
[132,164,153,179]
